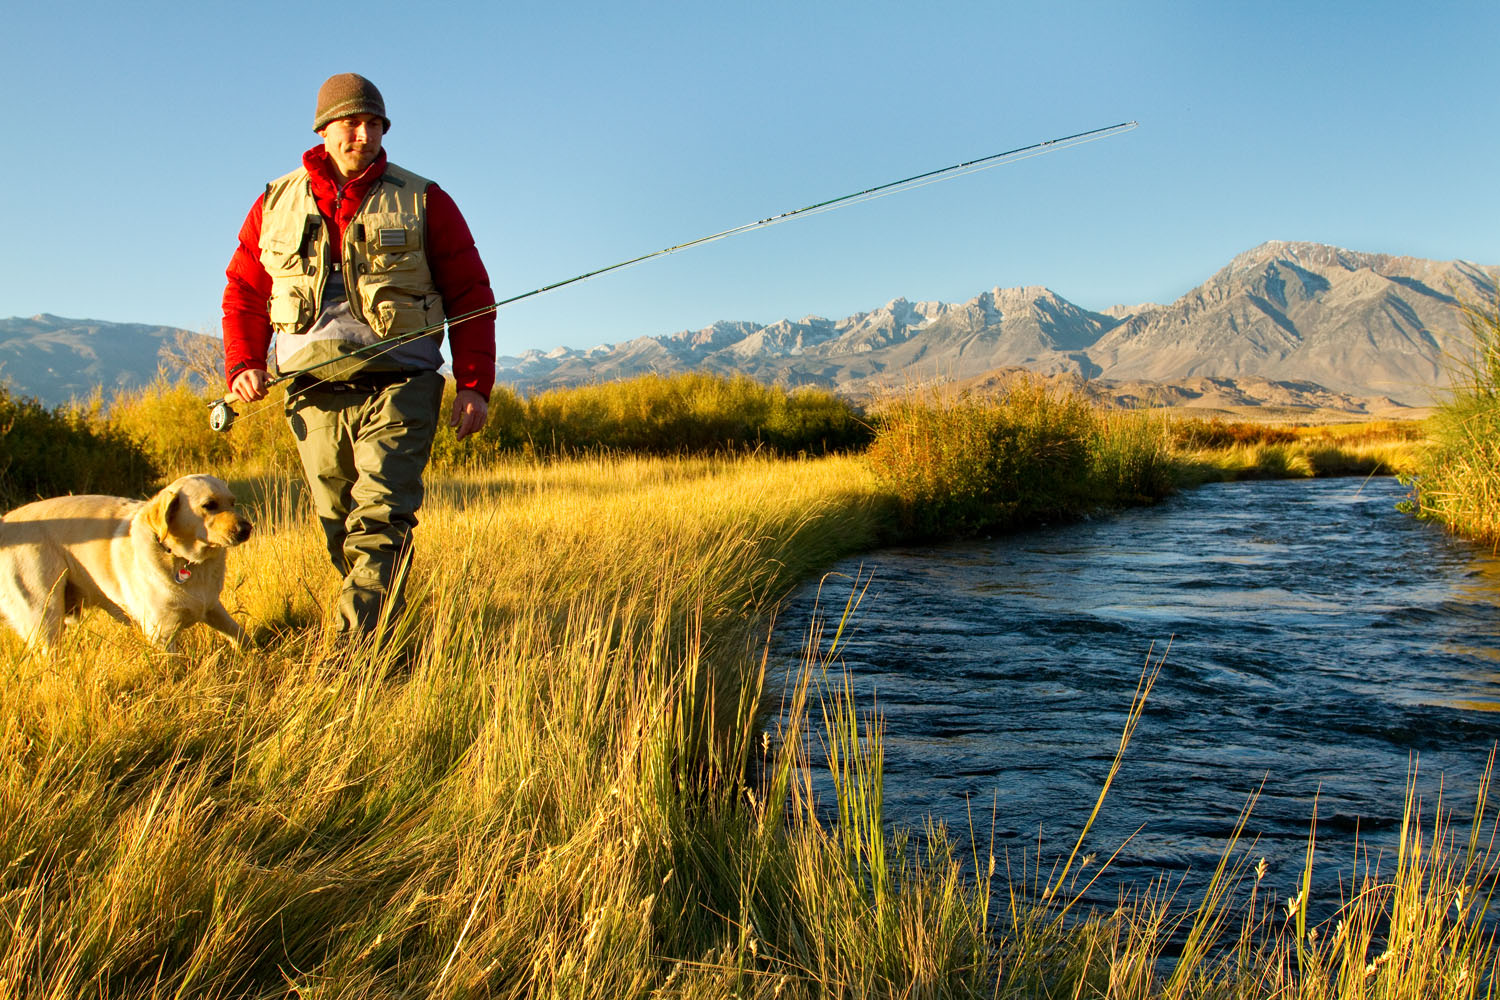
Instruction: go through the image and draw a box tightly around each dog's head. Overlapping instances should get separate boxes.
[142,475,254,562]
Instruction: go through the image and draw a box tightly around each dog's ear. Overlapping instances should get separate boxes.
[142,486,181,545]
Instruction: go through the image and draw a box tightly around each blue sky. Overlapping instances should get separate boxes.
[3,1,1496,360]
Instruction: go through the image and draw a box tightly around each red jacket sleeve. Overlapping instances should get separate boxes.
[221,195,273,387]
[426,184,496,399]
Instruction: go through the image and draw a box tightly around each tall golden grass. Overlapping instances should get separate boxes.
[0,456,902,997]
[1409,289,1500,544]
[2,372,1486,996]
[865,379,1177,537]
[4,449,1497,996]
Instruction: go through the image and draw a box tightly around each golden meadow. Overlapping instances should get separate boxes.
[0,334,1495,997]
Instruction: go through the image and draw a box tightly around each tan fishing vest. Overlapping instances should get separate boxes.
[259,162,445,376]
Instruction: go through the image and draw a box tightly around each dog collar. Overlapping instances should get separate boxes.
[154,534,192,584]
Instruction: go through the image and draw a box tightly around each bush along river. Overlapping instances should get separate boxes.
[774,476,1500,923]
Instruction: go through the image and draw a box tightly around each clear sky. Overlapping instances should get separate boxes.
[3,1,1496,360]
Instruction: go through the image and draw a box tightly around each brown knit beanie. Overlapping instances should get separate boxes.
[313,73,391,133]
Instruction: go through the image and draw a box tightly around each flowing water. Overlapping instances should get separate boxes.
[774,476,1500,918]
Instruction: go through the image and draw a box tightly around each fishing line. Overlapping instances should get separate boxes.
[209,119,1138,431]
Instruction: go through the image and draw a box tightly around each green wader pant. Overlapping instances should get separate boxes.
[286,370,445,637]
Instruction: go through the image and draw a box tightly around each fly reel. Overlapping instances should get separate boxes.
[208,398,237,433]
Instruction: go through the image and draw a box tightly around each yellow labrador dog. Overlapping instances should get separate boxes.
[0,474,253,651]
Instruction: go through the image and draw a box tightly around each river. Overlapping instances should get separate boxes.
[773,476,1500,919]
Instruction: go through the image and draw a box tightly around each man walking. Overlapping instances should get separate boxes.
[222,73,495,641]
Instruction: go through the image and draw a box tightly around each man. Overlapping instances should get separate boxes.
[222,73,495,641]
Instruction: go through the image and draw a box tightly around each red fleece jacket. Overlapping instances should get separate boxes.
[221,146,496,397]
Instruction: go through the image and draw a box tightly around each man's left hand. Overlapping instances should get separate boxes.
[451,389,489,441]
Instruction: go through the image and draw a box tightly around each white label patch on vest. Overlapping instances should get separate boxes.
[378,229,407,248]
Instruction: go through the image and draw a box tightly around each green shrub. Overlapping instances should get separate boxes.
[761,383,872,453]
[108,374,297,476]
[437,372,870,465]
[524,372,858,454]
[1170,416,1298,449]
[0,385,159,508]
[866,378,1174,538]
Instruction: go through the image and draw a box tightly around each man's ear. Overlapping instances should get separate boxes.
[143,487,180,546]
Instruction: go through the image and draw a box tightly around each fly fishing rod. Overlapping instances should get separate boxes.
[208,119,1138,432]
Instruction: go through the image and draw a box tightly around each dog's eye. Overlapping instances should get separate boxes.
[203,500,219,512]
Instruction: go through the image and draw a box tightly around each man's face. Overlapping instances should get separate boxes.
[319,113,384,180]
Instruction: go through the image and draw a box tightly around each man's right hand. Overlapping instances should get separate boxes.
[230,368,269,402]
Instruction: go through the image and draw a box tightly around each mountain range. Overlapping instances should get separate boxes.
[3,242,1495,414]
[497,241,1498,411]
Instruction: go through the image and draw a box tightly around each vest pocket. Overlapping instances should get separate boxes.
[368,296,439,340]
[269,291,311,333]
[260,225,314,277]
[360,212,423,278]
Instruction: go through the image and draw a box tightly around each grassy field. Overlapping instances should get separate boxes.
[2,377,1487,997]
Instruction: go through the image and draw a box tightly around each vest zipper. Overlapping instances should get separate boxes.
[342,177,385,329]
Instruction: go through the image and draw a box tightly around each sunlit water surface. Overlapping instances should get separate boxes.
[774,477,1500,917]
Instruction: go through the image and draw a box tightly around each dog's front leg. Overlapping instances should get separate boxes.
[204,603,249,648]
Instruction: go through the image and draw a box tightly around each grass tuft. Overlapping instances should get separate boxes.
[1407,285,1500,544]
[865,377,1176,538]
